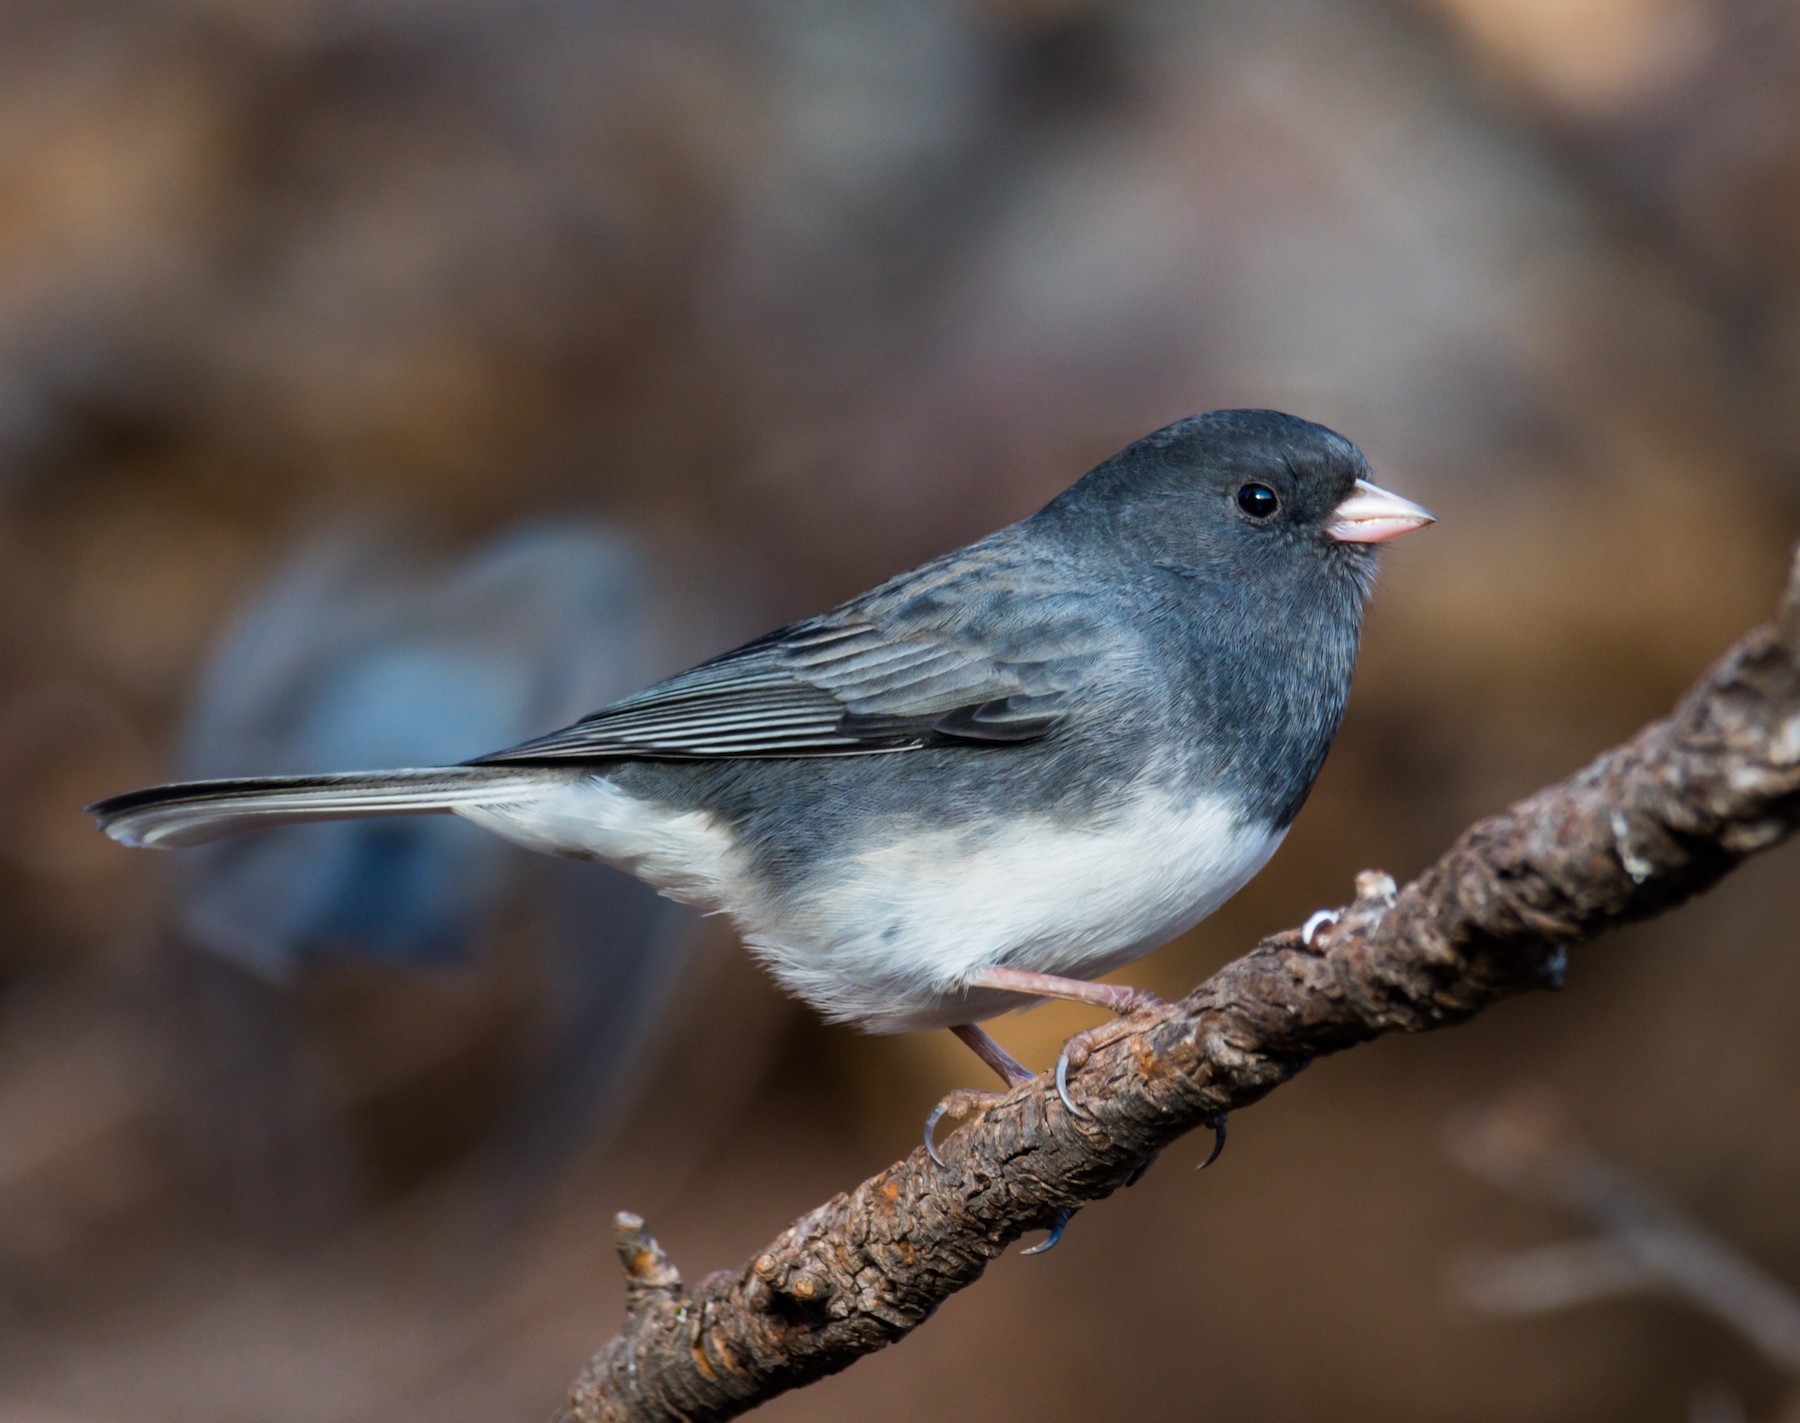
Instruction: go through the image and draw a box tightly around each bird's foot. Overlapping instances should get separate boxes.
[925,1023,1037,1167]
[1020,1208,1075,1256]
[1053,1031,1108,1117]
[1301,908,1341,946]
[1197,1113,1228,1170]
[952,970,1165,1120]
[1052,989,1167,1119]
[924,1088,1009,1168]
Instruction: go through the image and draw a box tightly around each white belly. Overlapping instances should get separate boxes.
[454,774,1282,1034]
[759,790,1283,1030]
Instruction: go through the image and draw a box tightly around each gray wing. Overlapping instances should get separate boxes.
[470,543,1112,762]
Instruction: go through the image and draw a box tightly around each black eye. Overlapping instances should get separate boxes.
[1236,482,1279,518]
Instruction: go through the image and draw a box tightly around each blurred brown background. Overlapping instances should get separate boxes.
[4,0,1800,1418]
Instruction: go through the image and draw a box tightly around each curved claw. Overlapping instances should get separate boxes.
[1054,1046,1087,1119]
[1020,1208,1073,1256]
[924,1089,1007,1167]
[924,1100,953,1168]
[1301,908,1341,946]
[1196,1114,1228,1171]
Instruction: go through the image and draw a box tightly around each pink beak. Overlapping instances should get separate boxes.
[1326,478,1436,544]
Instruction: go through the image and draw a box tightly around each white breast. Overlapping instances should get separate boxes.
[454,773,1283,1035]
[748,788,1285,1032]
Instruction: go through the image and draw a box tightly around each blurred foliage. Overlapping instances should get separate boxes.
[2,0,1800,1419]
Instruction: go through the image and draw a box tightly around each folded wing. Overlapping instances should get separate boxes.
[471,541,1110,762]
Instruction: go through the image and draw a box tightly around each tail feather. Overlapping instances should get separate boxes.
[88,767,545,850]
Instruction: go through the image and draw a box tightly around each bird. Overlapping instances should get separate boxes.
[89,409,1433,1186]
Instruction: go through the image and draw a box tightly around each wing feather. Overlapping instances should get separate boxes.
[471,540,1113,763]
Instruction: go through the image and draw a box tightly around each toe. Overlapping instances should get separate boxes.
[1054,1043,1089,1118]
[1196,1114,1228,1170]
[1019,1208,1074,1256]
[924,1101,954,1167]
[923,1088,1006,1166]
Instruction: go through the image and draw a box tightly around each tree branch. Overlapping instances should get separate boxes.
[560,549,1800,1423]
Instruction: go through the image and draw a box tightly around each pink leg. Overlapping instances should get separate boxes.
[951,1022,1034,1088]
[961,965,1163,1016]
[942,967,1226,1179]
[925,1024,1037,1169]
[963,965,1170,1125]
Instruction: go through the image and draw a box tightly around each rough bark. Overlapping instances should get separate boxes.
[560,550,1800,1423]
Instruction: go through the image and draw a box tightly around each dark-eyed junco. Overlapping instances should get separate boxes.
[91,409,1431,1167]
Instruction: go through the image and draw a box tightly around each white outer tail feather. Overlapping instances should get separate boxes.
[88,767,551,850]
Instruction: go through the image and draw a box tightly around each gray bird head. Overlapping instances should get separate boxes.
[1038,408,1432,598]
